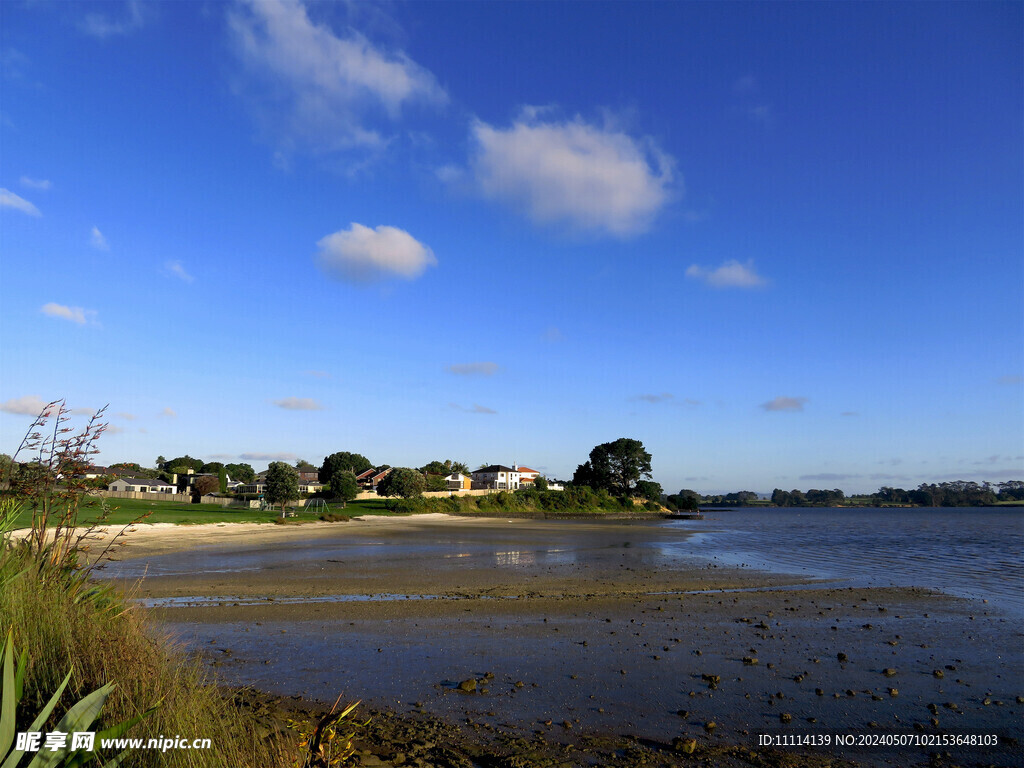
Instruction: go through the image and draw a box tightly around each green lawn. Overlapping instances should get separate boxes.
[10,495,402,528]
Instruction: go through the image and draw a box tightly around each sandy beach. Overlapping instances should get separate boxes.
[88,514,1022,768]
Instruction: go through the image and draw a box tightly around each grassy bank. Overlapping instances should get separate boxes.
[9,496,403,528]
[381,487,667,518]
[1,510,302,766]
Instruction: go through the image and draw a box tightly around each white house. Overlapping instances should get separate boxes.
[517,466,541,485]
[471,464,521,490]
[107,477,177,494]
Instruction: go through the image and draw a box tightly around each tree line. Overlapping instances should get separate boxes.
[665,480,1024,508]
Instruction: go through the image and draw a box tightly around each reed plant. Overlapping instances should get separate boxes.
[1,403,302,767]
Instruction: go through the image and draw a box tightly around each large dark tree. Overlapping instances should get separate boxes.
[265,461,300,513]
[165,455,204,473]
[376,468,425,499]
[319,452,373,482]
[583,438,653,496]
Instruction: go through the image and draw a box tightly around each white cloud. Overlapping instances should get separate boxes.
[304,370,330,378]
[90,226,109,251]
[469,111,674,236]
[317,223,436,282]
[20,176,51,191]
[686,259,767,288]
[761,396,808,412]
[115,412,137,421]
[165,260,194,283]
[447,362,498,377]
[228,0,446,152]
[273,397,324,411]
[105,424,125,435]
[80,0,148,39]
[160,407,177,418]
[41,303,93,325]
[0,395,57,416]
[1,188,41,217]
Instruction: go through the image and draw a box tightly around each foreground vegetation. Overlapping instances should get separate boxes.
[0,401,366,767]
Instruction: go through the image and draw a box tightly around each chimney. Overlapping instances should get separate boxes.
[514,461,518,471]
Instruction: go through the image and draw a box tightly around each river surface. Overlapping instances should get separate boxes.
[106,508,1023,767]
[663,507,1024,612]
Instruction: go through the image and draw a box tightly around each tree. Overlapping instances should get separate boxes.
[419,459,469,476]
[572,461,599,488]
[534,476,549,492]
[634,480,663,502]
[194,475,219,496]
[155,455,167,469]
[218,466,228,493]
[319,452,373,483]
[165,455,204,473]
[265,461,300,513]
[329,469,360,507]
[226,463,256,484]
[200,461,225,475]
[583,438,653,496]
[376,468,425,499]
[295,459,316,471]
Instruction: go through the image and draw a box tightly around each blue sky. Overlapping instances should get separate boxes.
[1,0,1021,494]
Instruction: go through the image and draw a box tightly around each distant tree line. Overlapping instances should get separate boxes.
[665,481,1023,508]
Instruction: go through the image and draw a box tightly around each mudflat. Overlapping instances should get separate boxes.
[94,515,1023,768]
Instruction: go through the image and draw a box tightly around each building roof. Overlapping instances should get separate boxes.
[517,467,538,474]
[473,465,517,474]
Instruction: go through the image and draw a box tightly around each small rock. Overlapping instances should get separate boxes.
[780,713,792,723]
[672,737,697,754]
[458,679,477,692]
[837,652,849,662]
[933,669,944,679]
[742,657,758,665]
[883,668,897,677]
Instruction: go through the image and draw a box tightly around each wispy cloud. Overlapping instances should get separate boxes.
[240,451,298,462]
[686,259,767,288]
[80,0,149,39]
[105,424,125,435]
[541,326,564,343]
[1,188,41,217]
[449,403,497,415]
[41,302,94,325]
[469,109,674,236]
[0,395,55,416]
[799,472,860,482]
[996,375,1022,386]
[317,223,436,282]
[273,397,324,411]
[115,412,137,421]
[90,226,109,251]
[841,411,858,417]
[447,362,498,377]
[304,370,330,378]
[160,407,177,418]
[761,396,807,412]
[20,176,51,191]
[227,0,446,154]
[165,260,194,283]
[632,393,673,404]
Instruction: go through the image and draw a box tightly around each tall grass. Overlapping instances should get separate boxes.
[1,403,300,767]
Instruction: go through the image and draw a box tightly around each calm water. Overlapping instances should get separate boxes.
[663,507,1024,612]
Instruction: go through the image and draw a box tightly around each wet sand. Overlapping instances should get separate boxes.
[95,515,1023,767]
